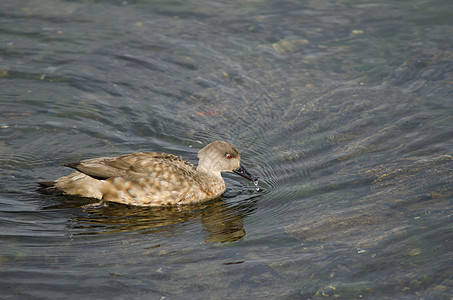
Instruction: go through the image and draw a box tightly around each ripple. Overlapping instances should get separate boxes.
[1,1,452,298]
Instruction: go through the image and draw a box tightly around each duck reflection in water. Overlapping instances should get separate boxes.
[46,196,258,243]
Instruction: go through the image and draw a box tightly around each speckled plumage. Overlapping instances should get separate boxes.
[38,141,257,206]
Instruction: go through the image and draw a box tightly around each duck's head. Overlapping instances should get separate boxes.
[197,141,257,182]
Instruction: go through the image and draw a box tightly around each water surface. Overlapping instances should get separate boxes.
[1,0,452,298]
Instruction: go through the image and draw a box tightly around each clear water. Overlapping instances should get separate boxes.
[1,0,452,298]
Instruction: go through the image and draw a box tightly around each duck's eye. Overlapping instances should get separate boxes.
[226,154,233,159]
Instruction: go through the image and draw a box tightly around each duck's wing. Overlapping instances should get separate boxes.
[63,152,196,181]
[62,155,130,180]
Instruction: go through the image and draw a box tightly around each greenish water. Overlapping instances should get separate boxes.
[1,0,452,299]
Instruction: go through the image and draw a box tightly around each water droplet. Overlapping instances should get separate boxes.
[253,179,260,192]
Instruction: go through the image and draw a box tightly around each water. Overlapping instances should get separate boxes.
[1,0,452,298]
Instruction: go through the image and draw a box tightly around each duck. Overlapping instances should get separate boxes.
[38,141,258,206]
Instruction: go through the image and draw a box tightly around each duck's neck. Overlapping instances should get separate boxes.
[196,165,223,180]
[196,165,226,196]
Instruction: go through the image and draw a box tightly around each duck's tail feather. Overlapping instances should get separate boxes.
[37,181,64,195]
[38,181,56,188]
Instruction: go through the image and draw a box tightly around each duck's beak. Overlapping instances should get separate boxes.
[233,164,258,182]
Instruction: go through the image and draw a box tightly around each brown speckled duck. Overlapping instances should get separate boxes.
[38,141,258,206]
